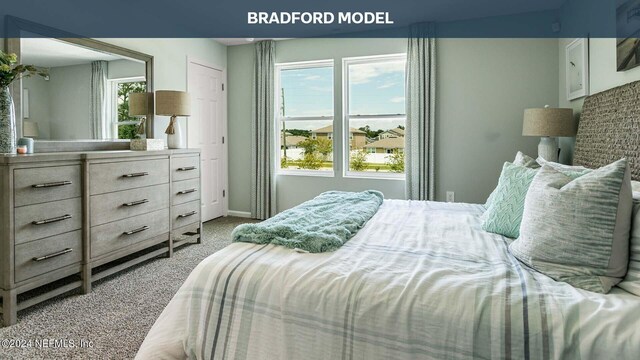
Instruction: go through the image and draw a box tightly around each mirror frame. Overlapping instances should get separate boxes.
[5,16,154,152]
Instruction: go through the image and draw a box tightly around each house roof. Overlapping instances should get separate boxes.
[381,127,405,136]
[364,137,405,149]
[283,135,307,146]
[311,125,366,134]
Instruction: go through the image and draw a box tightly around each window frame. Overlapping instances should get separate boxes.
[274,59,335,177]
[342,54,407,180]
[106,76,146,139]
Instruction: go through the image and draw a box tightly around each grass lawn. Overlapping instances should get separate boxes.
[283,160,402,173]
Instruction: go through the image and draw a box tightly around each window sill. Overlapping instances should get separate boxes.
[343,172,405,180]
[277,170,335,178]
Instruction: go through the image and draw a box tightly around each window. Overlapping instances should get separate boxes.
[275,60,334,174]
[343,55,406,177]
[107,77,146,140]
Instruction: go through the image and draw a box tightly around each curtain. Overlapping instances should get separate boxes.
[405,23,436,200]
[90,60,108,139]
[250,40,277,219]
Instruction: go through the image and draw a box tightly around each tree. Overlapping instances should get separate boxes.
[386,150,405,173]
[117,81,146,140]
[316,138,332,160]
[397,125,405,130]
[358,125,384,139]
[286,129,311,137]
[300,152,323,170]
[350,150,369,171]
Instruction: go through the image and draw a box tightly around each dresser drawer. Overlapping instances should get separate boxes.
[89,158,169,195]
[14,165,81,207]
[15,198,82,245]
[15,230,82,283]
[172,200,201,229]
[91,183,169,226]
[171,155,200,182]
[90,208,169,258]
[172,178,200,206]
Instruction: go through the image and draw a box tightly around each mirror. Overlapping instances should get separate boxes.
[6,17,154,150]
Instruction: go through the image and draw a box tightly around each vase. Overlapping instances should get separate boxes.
[0,86,17,154]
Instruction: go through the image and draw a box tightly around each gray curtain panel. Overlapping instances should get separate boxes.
[251,40,277,220]
[90,60,108,139]
[405,23,436,200]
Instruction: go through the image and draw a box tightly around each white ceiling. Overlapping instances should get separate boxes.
[21,37,125,67]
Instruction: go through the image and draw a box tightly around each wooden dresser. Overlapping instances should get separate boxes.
[0,149,201,326]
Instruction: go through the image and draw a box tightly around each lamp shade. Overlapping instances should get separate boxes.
[129,92,154,117]
[155,90,191,117]
[23,120,39,138]
[523,107,575,137]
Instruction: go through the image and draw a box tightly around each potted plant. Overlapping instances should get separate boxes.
[0,51,47,154]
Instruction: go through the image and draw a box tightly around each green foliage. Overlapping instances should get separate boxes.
[350,150,369,171]
[284,128,311,137]
[116,81,146,139]
[316,138,332,159]
[299,152,323,170]
[297,138,330,170]
[358,125,384,140]
[397,125,405,130]
[386,150,405,173]
[0,50,48,88]
[281,156,289,169]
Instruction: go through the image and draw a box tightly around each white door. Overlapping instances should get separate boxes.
[187,61,225,221]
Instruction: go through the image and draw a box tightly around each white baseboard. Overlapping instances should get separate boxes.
[227,210,252,218]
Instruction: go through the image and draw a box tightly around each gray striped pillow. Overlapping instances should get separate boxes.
[509,158,632,293]
[617,193,640,296]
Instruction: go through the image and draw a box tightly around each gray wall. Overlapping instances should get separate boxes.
[558,38,640,164]
[101,38,228,140]
[227,38,559,213]
[2,38,227,143]
[21,75,52,139]
[48,63,92,140]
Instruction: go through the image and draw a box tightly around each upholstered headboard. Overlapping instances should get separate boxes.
[573,80,640,181]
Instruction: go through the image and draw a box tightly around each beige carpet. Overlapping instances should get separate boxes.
[0,216,256,359]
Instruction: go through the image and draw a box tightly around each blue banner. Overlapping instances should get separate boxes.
[0,0,633,38]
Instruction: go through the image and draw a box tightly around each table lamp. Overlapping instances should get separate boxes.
[128,92,164,150]
[522,106,575,162]
[128,92,154,138]
[156,90,191,149]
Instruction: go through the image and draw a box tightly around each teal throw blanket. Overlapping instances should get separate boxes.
[232,190,384,253]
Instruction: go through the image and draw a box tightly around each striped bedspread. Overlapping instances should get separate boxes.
[137,200,640,360]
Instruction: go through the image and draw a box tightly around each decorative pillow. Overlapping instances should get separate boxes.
[510,159,632,293]
[482,162,538,238]
[617,192,640,296]
[485,151,538,208]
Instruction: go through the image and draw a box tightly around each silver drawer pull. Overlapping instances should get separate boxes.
[177,189,197,195]
[32,214,72,225]
[32,248,73,262]
[123,225,149,235]
[122,199,149,207]
[122,172,149,178]
[177,166,196,171]
[32,180,73,188]
[178,211,197,218]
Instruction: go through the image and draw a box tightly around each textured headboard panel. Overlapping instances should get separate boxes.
[573,80,640,181]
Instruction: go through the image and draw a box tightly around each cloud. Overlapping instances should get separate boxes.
[390,96,405,103]
[304,75,322,81]
[377,82,398,89]
[349,61,405,85]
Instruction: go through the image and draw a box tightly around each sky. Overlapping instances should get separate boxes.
[279,60,405,133]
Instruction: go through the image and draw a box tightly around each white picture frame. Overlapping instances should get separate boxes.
[566,38,589,101]
[22,88,30,118]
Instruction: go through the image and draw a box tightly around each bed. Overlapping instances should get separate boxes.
[136,81,640,359]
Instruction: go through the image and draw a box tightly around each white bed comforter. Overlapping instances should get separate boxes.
[137,200,640,360]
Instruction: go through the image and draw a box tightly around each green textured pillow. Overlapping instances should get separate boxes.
[485,152,538,208]
[482,162,538,238]
[510,159,632,293]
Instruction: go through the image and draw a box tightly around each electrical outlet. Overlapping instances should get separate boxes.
[446,191,455,203]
